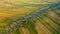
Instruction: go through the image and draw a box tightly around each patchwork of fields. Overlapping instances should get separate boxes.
[0,0,60,34]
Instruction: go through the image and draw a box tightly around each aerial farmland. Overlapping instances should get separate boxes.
[0,0,60,34]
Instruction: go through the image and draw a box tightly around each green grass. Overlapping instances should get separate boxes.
[14,28,20,34]
[23,20,38,34]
